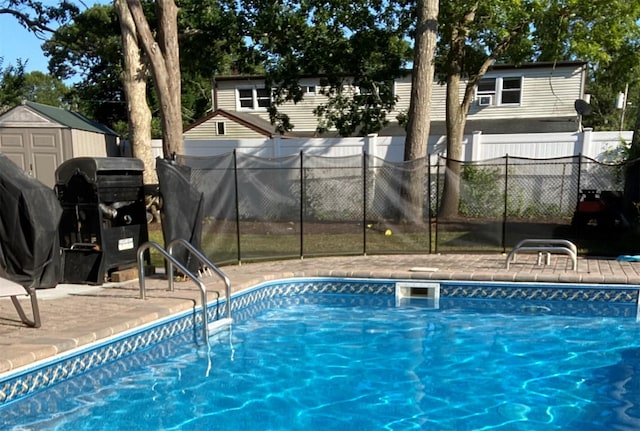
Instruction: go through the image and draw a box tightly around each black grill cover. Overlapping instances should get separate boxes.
[0,154,62,288]
[156,157,203,272]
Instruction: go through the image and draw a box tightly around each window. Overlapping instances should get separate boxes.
[476,76,522,106]
[216,121,225,135]
[501,77,521,104]
[255,88,271,108]
[236,87,271,110]
[238,88,254,109]
[302,85,316,95]
[477,78,496,106]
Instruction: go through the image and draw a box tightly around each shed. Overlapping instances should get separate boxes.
[0,101,120,188]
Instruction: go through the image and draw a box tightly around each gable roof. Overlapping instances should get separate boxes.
[184,108,302,138]
[21,101,118,135]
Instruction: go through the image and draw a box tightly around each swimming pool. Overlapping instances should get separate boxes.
[2,279,640,430]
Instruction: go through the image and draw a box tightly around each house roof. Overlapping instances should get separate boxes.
[22,101,118,135]
[213,61,588,82]
[184,109,303,138]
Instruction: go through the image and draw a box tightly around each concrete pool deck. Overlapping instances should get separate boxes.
[2,253,640,375]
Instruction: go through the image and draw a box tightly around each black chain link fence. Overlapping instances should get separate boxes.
[156,152,640,266]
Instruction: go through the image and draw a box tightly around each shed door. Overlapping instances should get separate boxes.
[0,130,62,188]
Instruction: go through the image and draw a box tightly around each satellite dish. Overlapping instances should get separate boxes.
[574,99,593,116]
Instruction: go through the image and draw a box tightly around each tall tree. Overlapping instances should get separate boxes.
[436,0,640,218]
[124,0,182,157]
[402,0,438,223]
[436,0,533,218]
[114,0,154,183]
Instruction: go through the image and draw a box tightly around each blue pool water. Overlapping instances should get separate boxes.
[3,293,640,431]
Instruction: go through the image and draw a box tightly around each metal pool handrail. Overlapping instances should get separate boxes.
[137,241,210,346]
[166,238,232,321]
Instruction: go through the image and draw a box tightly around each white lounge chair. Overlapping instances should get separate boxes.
[0,276,41,328]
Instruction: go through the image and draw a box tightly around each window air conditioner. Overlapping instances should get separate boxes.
[477,95,493,106]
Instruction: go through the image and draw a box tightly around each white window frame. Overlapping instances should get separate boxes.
[236,87,271,111]
[476,76,522,107]
[216,121,226,136]
[301,84,317,96]
[498,76,522,105]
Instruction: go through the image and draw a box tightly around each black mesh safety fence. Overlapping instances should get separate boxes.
[157,152,640,265]
[236,153,302,261]
[366,156,432,254]
[301,154,364,256]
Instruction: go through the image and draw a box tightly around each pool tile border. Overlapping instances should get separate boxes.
[1,278,638,407]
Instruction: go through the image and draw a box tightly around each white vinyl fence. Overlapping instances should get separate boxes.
[152,128,632,163]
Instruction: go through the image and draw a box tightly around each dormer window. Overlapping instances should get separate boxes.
[237,87,271,110]
[477,76,522,106]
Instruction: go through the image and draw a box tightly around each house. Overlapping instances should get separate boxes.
[184,60,588,141]
[0,101,120,188]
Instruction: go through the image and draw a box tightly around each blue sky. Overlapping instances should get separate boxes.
[0,1,106,74]
[0,15,52,72]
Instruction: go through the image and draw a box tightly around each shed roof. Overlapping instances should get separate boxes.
[22,101,117,135]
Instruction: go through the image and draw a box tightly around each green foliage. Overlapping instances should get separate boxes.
[44,1,250,133]
[239,0,412,136]
[0,61,71,109]
[458,165,503,217]
[0,59,27,108]
[531,1,640,132]
[44,4,127,127]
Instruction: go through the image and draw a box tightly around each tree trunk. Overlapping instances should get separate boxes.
[127,0,183,157]
[114,0,155,184]
[439,72,467,219]
[401,0,438,223]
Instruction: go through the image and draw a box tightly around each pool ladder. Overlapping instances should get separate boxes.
[137,239,232,346]
[506,239,577,271]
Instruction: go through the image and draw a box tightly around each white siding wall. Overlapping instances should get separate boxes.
[215,64,584,134]
[184,117,268,139]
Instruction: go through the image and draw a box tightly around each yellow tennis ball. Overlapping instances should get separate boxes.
[384,229,392,236]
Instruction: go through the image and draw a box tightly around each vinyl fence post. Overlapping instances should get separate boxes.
[427,154,432,254]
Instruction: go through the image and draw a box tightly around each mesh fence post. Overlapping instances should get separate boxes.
[502,154,509,253]
[300,151,304,259]
[363,151,367,255]
[233,149,241,264]
[576,153,583,211]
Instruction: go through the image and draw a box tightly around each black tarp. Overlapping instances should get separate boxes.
[156,157,204,271]
[0,154,62,288]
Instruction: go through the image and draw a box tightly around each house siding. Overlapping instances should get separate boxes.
[210,62,585,136]
[391,64,584,121]
[215,78,331,132]
[184,115,269,139]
